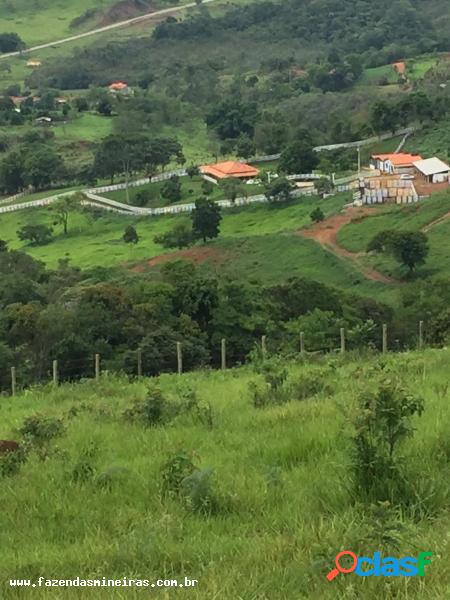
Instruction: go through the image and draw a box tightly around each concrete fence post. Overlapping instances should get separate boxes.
[11,366,16,397]
[137,348,142,377]
[176,342,183,375]
[261,335,267,359]
[419,321,424,350]
[340,328,346,354]
[221,338,226,370]
[300,331,305,355]
[382,324,388,353]
[95,354,100,380]
[52,360,58,385]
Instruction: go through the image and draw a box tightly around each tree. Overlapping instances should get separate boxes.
[367,230,429,273]
[17,224,53,246]
[265,178,293,203]
[154,223,194,249]
[279,138,319,174]
[186,165,200,179]
[0,33,24,53]
[123,225,139,244]
[0,150,25,194]
[0,239,7,252]
[310,207,325,223]
[23,147,63,190]
[219,177,242,203]
[97,98,112,116]
[161,175,182,203]
[51,195,78,235]
[191,197,222,243]
[314,177,334,197]
[391,232,429,273]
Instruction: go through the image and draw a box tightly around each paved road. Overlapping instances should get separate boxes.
[0,0,217,59]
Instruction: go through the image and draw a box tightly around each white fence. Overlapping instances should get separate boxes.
[88,169,188,195]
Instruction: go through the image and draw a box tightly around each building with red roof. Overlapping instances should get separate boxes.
[200,161,260,182]
[371,152,423,174]
[108,81,132,95]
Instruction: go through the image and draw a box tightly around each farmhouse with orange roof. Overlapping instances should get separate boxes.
[371,152,422,174]
[200,161,260,183]
[108,81,132,95]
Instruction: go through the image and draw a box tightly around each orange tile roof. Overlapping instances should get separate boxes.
[393,61,406,74]
[372,153,422,167]
[109,81,128,90]
[200,161,260,179]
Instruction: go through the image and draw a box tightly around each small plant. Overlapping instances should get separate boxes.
[123,387,172,427]
[181,468,216,514]
[19,414,65,446]
[0,446,27,477]
[177,386,214,429]
[352,379,424,502]
[290,371,331,400]
[95,466,132,490]
[70,442,99,483]
[249,357,290,408]
[161,449,197,497]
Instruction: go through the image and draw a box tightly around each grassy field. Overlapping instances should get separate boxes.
[0,192,350,267]
[405,120,450,160]
[0,348,449,599]
[337,192,450,253]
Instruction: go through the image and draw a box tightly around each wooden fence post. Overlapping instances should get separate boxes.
[52,360,58,386]
[340,328,346,354]
[95,353,100,380]
[382,324,388,353]
[137,348,142,377]
[300,331,305,355]
[176,342,183,375]
[221,338,226,370]
[261,335,267,359]
[11,366,16,397]
[419,321,424,350]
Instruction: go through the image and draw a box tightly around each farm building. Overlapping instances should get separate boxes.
[393,61,406,75]
[413,157,450,183]
[26,59,41,68]
[108,81,132,95]
[200,161,260,183]
[370,152,422,174]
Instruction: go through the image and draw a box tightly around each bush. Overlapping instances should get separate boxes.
[249,357,289,408]
[352,379,424,503]
[123,386,177,427]
[290,370,331,400]
[161,449,197,496]
[19,414,65,446]
[0,446,27,477]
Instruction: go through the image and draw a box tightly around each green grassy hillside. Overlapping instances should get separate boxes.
[1,348,449,599]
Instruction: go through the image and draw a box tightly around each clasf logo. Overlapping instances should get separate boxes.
[326,551,433,581]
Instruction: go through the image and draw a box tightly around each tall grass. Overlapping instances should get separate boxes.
[0,349,449,598]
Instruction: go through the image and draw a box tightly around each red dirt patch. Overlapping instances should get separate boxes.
[298,207,399,284]
[132,246,231,272]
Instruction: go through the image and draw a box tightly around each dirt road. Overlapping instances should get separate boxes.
[298,207,398,284]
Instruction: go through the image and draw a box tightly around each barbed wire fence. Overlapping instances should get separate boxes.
[3,320,429,396]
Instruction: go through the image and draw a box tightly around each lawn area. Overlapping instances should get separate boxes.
[358,64,398,86]
[0,349,449,599]
[0,0,120,46]
[405,120,450,160]
[52,113,115,142]
[104,175,267,207]
[337,192,450,253]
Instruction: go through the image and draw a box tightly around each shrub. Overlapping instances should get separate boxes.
[290,370,331,400]
[19,414,65,446]
[0,446,27,477]
[181,468,217,514]
[70,442,98,483]
[249,357,289,407]
[161,449,197,496]
[352,379,424,503]
[123,387,172,427]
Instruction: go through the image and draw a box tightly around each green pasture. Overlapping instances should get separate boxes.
[0,348,449,599]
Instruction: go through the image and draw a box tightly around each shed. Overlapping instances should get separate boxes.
[413,157,450,183]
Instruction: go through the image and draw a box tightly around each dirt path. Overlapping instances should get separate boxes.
[422,210,450,233]
[297,207,399,284]
[0,0,218,59]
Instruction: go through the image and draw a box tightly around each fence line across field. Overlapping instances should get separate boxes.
[6,322,428,396]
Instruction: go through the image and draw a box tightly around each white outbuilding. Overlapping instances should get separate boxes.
[413,157,450,184]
